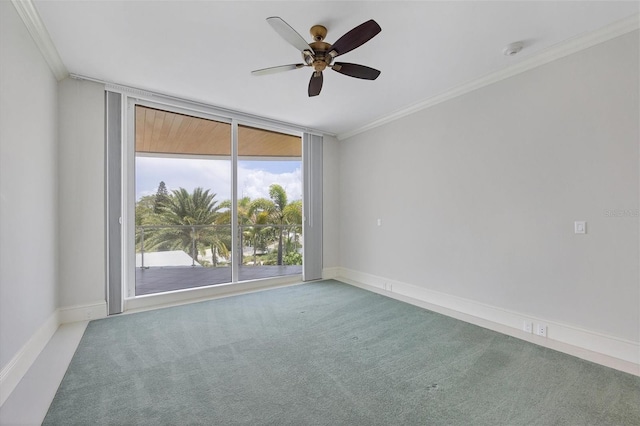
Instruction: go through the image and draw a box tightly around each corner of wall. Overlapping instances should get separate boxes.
[1,0,62,406]
[0,298,109,406]
[57,77,107,309]
[335,268,640,377]
[58,301,108,324]
[0,310,59,407]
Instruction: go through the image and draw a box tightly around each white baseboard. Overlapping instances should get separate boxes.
[58,301,108,324]
[0,310,59,406]
[336,268,640,376]
[3,272,637,409]
[1,300,108,407]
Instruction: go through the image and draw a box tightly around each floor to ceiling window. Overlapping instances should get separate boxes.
[237,125,303,281]
[133,105,232,296]
[130,104,302,297]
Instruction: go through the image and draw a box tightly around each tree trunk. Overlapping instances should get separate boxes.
[238,227,243,266]
[253,235,257,265]
[277,225,283,265]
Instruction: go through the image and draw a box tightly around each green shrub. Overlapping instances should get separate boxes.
[283,252,302,265]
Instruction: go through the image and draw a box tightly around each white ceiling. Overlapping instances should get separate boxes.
[33,1,639,136]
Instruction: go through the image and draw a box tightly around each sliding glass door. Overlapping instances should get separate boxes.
[133,105,232,296]
[237,125,302,281]
[127,102,304,297]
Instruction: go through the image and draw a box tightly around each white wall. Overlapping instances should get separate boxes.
[323,135,340,270]
[339,32,639,344]
[0,2,59,369]
[57,78,106,309]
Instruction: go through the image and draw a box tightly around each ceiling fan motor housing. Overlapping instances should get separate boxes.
[306,40,333,72]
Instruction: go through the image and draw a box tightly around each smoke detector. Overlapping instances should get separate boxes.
[503,41,524,56]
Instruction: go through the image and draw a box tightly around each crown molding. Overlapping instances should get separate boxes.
[337,13,640,141]
[11,0,68,81]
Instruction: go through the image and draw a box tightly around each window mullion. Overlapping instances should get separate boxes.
[231,120,239,283]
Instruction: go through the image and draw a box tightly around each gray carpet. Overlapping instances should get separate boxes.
[44,280,640,425]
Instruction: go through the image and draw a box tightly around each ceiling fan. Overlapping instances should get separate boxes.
[251,17,382,97]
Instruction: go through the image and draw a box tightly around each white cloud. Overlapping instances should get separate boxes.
[136,157,301,204]
[238,167,302,202]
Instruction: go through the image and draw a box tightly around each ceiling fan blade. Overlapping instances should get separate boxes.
[308,72,323,97]
[332,62,380,80]
[266,17,314,54]
[329,19,381,57]
[251,64,305,76]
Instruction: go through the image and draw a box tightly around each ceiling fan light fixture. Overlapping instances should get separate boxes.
[503,41,524,56]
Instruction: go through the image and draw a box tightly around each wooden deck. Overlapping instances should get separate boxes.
[135,265,302,296]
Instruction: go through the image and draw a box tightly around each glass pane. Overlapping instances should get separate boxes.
[134,106,232,295]
[237,125,302,281]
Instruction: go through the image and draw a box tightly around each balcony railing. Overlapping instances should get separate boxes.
[135,224,302,269]
[134,224,303,295]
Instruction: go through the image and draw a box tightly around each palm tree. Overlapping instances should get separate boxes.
[145,187,226,264]
[268,184,302,265]
[135,195,157,252]
[247,198,277,265]
[218,197,251,265]
[282,199,302,259]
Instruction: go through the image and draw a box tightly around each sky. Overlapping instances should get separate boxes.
[135,156,302,203]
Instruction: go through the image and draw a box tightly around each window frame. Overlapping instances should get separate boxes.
[111,89,316,311]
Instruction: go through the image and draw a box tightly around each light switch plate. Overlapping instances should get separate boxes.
[574,221,586,234]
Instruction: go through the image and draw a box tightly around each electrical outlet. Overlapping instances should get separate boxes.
[535,324,547,337]
[523,321,533,333]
